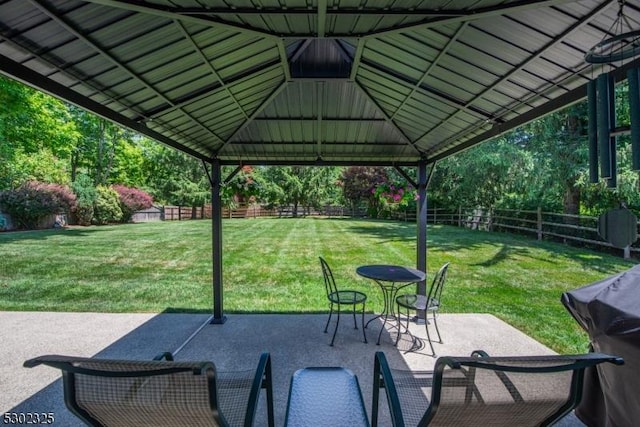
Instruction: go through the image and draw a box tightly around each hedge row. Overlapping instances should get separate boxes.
[0,180,153,230]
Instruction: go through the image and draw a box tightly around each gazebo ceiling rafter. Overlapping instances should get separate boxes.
[30,0,228,145]
[175,20,249,121]
[360,0,582,39]
[213,81,288,158]
[390,22,469,123]
[352,80,422,155]
[412,0,615,153]
[81,0,279,39]
[317,0,328,38]
[143,7,467,17]
[359,59,499,122]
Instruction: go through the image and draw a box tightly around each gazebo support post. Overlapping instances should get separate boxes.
[415,160,428,322]
[204,159,226,324]
[417,160,428,291]
[415,159,435,322]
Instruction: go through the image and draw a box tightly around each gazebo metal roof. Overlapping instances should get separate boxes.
[2,0,640,167]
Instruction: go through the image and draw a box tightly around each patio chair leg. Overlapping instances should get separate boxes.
[352,305,358,329]
[432,312,442,343]
[324,305,334,334]
[424,318,436,357]
[331,311,340,346]
[394,305,405,346]
[361,305,368,343]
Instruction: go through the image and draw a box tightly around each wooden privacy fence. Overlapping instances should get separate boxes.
[160,204,365,220]
[163,206,206,220]
[162,205,273,220]
[162,204,302,219]
[407,207,640,258]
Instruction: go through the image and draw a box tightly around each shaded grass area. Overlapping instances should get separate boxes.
[0,218,634,353]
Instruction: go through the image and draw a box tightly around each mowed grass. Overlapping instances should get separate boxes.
[0,218,634,354]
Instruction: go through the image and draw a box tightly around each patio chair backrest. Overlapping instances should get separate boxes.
[320,256,339,296]
[427,262,449,309]
[24,352,274,427]
[373,351,623,427]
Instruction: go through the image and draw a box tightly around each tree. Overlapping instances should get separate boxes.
[430,136,534,211]
[92,185,123,224]
[139,141,210,206]
[0,76,78,189]
[72,174,97,226]
[258,166,344,216]
[340,166,388,217]
[521,103,588,215]
[222,166,261,208]
[302,167,343,212]
[260,167,305,216]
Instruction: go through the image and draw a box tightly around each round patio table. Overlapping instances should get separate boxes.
[356,265,426,345]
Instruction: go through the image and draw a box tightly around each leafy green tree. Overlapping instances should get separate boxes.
[0,76,78,189]
[340,166,387,217]
[222,166,261,208]
[303,167,344,212]
[258,166,343,216]
[69,107,145,187]
[139,141,210,206]
[93,185,122,224]
[260,167,305,216]
[71,174,97,226]
[12,148,71,186]
[520,103,588,215]
[430,136,534,212]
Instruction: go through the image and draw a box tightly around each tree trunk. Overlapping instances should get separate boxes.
[563,183,580,225]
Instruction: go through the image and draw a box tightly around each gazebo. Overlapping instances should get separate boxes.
[2,0,639,323]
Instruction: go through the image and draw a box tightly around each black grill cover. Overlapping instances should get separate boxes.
[561,264,640,427]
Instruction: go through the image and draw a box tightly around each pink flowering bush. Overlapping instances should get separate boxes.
[374,182,414,206]
[0,181,76,229]
[112,185,153,222]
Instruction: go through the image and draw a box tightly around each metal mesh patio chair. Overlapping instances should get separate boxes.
[396,262,449,356]
[372,350,623,427]
[24,352,275,427]
[319,256,368,346]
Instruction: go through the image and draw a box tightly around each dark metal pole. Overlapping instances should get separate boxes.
[413,160,429,322]
[210,159,226,324]
[607,74,617,188]
[628,67,640,171]
[587,80,599,183]
[417,160,428,294]
[597,73,612,179]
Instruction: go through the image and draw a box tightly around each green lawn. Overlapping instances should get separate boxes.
[0,218,634,354]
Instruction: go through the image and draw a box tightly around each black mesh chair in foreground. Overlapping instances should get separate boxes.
[319,256,368,346]
[24,352,274,427]
[372,350,623,427]
[396,262,449,356]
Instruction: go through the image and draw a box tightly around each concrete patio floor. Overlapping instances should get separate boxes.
[2,311,584,426]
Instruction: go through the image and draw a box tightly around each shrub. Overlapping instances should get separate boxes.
[0,181,76,229]
[93,185,122,225]
[112,185,153,222]
[71,174,97,226]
